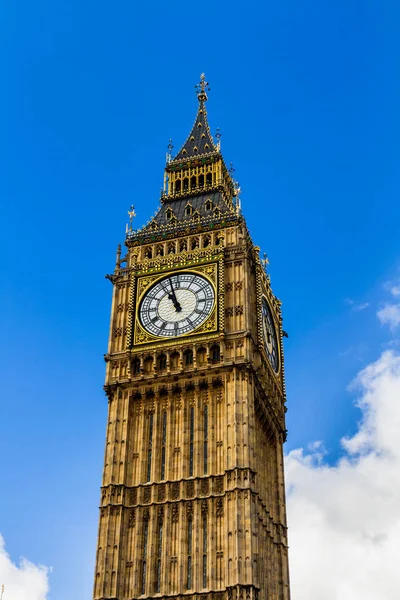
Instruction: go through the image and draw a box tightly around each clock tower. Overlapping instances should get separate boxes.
[94,75,291,600]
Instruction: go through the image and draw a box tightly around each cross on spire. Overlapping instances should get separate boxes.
[195,73,210,102]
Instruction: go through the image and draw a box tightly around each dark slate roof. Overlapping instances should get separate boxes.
[171,101,218,162]
[145,191,233,229]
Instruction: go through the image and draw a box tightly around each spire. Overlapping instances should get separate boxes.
[171,74,218,162]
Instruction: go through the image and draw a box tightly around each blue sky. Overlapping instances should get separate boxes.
[1,1,400,598]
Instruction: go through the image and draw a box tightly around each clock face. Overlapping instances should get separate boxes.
[139,272,215,338]
[261,296,279,372]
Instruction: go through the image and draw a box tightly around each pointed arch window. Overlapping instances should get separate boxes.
[170,350,180,369]
[161,411,167,480]
[184,349,193,366]
[187,515,193,589]
[146,412,154,482]
[197,347,207,365]
[141,518,149,595]
[157,353,167,371]
[189,406,194,477]
[155,514,163,593]
[191,237,200,250]
[202,513,208,588]
[143,356,153,373]
[203,234,211,248]
[204,404,208,475]
[205,199,212,211]
[183,178,189,192]
[175,180,181,193]
[132,358,141,375]
[206,172,212,186]
[185,204,193,217]
[166,208,173,221]
[210,343,220,363]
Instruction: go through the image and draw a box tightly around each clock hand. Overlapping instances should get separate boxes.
[168,278,182,312]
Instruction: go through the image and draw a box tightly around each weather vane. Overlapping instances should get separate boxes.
[261,252,269,272]
[195,73,210,102]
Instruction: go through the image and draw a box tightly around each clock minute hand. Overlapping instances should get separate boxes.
[168,278,182,312]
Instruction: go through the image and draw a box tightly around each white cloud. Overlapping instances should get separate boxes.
[0,535,50,600]
[286,349,400,600]
[377,303,400,330]
[390,286,400,297]
[384,280,400,298]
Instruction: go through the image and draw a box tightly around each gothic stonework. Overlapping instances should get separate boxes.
[94,75,290,600]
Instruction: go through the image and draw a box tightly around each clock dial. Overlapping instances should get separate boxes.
[139,272,215,338]
[261,296,279,372]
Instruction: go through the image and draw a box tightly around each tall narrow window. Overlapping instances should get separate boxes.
[189,406,194,477]
[203,405,208,475]
[187,517,193,589]
[155,517,163,592]
[161,411,167,480]
[141,520,149,595]
[147,413,153,482]
[202,514,207,588]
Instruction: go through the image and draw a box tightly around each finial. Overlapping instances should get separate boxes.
[261,252,269,272]
[127,204,136,234]
[215,127,222,150]
[166,139,174,163]
[116,243,121,269]
[229,162,235,176]
[195,73,210,102]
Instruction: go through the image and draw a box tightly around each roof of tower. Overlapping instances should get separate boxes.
[170,74,219,163]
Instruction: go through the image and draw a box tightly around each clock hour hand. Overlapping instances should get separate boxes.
[168,278,182,312]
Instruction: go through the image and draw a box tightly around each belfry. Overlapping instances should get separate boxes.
[94,75,291,600]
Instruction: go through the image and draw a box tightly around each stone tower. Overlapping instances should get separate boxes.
[94,75,291,600]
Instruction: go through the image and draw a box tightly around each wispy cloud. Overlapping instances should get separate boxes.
[344,298,370,312]
[354,302,370,311]
[0,534,50,600]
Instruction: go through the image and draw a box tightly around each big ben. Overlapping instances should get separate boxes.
[93,75,291,600]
